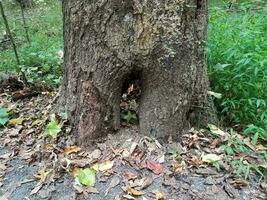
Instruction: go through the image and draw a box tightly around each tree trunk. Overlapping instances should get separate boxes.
[61,0,215,145]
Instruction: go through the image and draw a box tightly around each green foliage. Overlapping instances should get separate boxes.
[121,111,137,124]
[0,107,9,126]
[222,129,266,178]
[0,0,63,86]
[244,125,267,145]
[45,120,61,138]
[208,3,267,141]
[77,168,96,187]
[231,158,263,179]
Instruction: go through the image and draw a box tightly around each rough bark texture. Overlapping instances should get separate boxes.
[61,0,215,145]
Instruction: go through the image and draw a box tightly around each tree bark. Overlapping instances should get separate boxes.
[61,0,216,145]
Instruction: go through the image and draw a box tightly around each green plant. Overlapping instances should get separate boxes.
[0,107,9,126]
[244,125,267,145]
[0,0,63,86]
[231,158,264,179]
[45,120,61,138]
[120,111,137,124]
[208,3,267,141]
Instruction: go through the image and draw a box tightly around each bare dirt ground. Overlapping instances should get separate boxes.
[0,91,266,200]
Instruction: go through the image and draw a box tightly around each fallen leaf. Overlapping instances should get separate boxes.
[127,187,145,196]
[208,124,229,139]
[172,162,183,173]
[136,177,153,190]
[64,146,81,155]
[155,191,164,200]
[9,117,24,126]
[210,139,221,149]
[77,168,96,187]
[202,154,222,163]
[91,149,102,159]
[45,120,61,139]
[147,160,163,175]
[123,172,138,180]
[93,160,114,172]
[84,187,99,194]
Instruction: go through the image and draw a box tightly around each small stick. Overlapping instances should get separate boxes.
[19,1,30,44]
[0,1,20,65]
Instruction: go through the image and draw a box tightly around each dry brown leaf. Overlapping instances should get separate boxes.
[147,160,163,175]
[90,149,102,159]
[9,117,24,126]
[84,187,99,194]
[136,177,153,190]
[127,187,145,196]
[123,172,138,180]
[64,146,81,155]
[172,162,183,173]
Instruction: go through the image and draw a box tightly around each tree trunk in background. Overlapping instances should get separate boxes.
[61,0,216,145]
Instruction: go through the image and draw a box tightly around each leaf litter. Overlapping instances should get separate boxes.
[0,82,266,200]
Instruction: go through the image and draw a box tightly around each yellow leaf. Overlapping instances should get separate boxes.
[64,146,81,155]
[9,117,24,125]
[92,160,114,172]
[127,187,145,196]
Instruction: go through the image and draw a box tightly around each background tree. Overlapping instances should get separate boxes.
[61,0,216,145]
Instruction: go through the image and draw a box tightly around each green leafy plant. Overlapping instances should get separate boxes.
[120,111,137,124]
[231,158,264,179]
[77,168,96,187]
[0,0,63,87]
[244,125,267,145]
[208,3,267,141]
[45,120,61,138]
[0,107,9,126]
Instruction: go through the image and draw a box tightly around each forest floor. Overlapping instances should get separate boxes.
[0,82,266,200]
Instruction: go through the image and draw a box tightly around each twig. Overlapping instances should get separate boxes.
[0,1,20,65]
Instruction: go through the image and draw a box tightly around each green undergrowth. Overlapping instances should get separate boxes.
[0,0,63,86]
[208,1,267,143]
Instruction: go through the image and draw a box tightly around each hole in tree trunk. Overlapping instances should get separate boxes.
[120,71,142,127]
